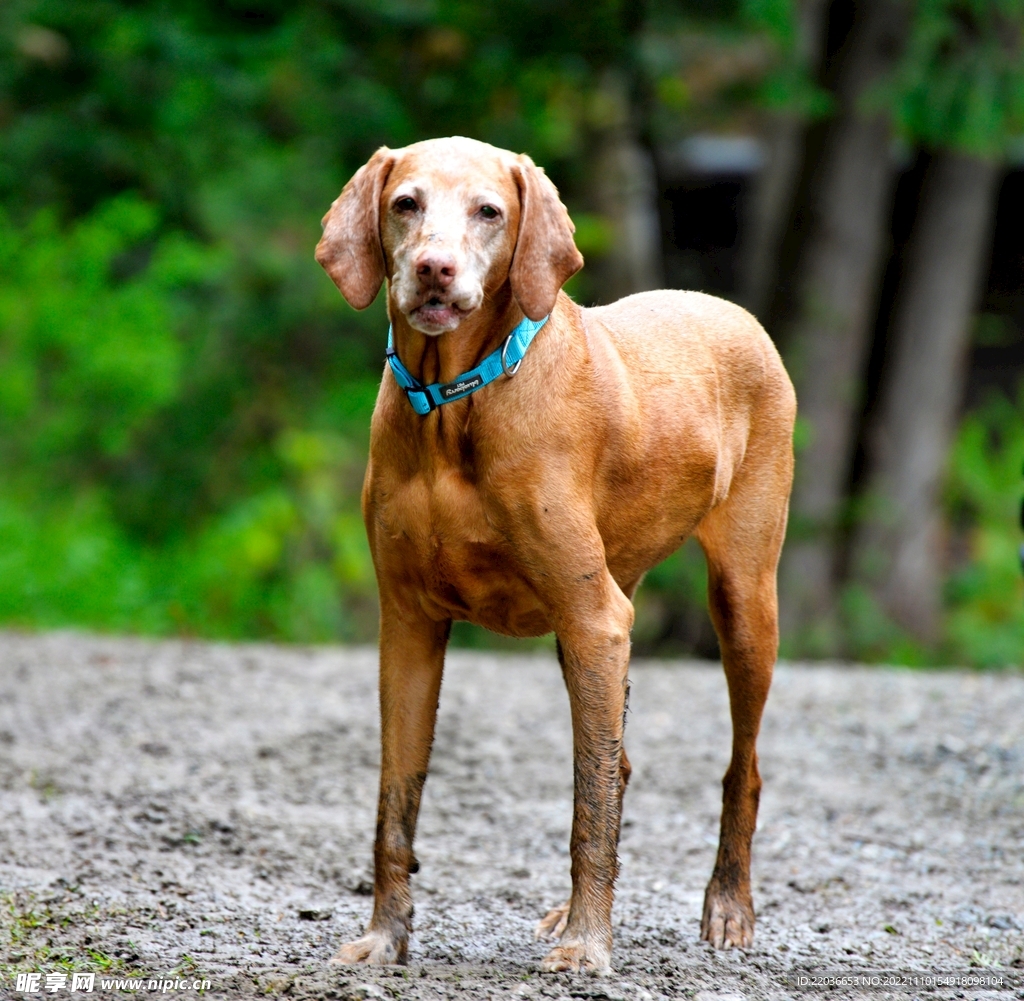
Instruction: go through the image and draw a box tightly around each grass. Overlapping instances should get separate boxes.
[0,891,147,982]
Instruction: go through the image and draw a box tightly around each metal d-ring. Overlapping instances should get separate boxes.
[501,333,522,377]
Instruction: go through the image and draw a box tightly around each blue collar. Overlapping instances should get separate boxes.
[386,314,548,415]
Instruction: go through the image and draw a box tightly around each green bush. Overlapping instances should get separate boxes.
[0,195,377,641]
[0,195,191,482]
[944,388,1024,666]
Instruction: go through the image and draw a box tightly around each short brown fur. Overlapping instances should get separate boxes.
[316,136,796,974]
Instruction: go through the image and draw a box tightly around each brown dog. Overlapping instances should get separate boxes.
[315,137,795,974]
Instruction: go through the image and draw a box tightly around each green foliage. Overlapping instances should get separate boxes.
[889,0,1024,157]
[0,195,191,479]
[0,442,377,642]
[840,583,930,667]
[741,0,833,117]
[0,0,1019,665]
[633,538,716,657]
[0,197,376,640]
[841,386,1024,668]
[641,0,828,140]
[0,0,649,224]
[944,388,1024,666]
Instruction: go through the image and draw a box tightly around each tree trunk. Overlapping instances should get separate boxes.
[588,74,663,304]
[738,0,832,320]
[776,0,910,654]
[594,135,662,300]
[852,153,1001,643]
[739,118,806,319]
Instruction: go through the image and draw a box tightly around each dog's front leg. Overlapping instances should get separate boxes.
[332,603,449,966]
[538,578,633,976]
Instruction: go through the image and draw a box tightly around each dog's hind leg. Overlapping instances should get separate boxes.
[331,603,450,966]
[694,431,792,950]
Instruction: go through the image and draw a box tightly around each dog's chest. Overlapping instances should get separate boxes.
[371,470,550,636]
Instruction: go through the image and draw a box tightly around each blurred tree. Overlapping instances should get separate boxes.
[586,68,666,303]
[616,0,822,654]
[850,0,1023,646]
[737,0,833,318]
[640,0,829,314]
[776,0,911,655]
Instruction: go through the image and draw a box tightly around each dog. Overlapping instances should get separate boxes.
[315,136,795,974]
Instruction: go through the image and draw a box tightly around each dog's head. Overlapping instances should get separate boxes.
[315,137,583,334]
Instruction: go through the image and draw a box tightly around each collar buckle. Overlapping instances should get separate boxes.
[403,385,436,413]
[500,332,523,378]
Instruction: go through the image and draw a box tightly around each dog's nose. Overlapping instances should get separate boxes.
[415,251,457,287]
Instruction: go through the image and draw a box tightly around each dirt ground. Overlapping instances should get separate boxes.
[0,632,1022,1000]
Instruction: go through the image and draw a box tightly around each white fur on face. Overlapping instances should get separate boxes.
[383,178,510,336]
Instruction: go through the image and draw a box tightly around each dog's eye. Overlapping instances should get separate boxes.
[395,197,418,212]
[478,205,499,220]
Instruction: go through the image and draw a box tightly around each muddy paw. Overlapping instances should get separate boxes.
[534,900,571,941]
[700,886,755,949]
[540,939,612,976]
[329,929,406,965]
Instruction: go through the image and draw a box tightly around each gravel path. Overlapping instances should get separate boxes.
[0,632,1022,999]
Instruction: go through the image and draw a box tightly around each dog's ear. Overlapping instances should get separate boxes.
[315,147,395,309]
[510,156,584,321]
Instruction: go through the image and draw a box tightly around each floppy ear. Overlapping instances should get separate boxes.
[509,156,584,321]
[315,147,395,309]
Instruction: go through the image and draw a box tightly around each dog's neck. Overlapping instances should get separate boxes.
[387,283,523,388]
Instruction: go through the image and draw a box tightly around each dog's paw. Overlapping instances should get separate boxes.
[534,900,571,941]
[700,886,755,949]
[539,939,612,976]
[329,929,406,966]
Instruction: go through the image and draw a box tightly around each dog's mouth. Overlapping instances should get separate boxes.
[409,296,472,331]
